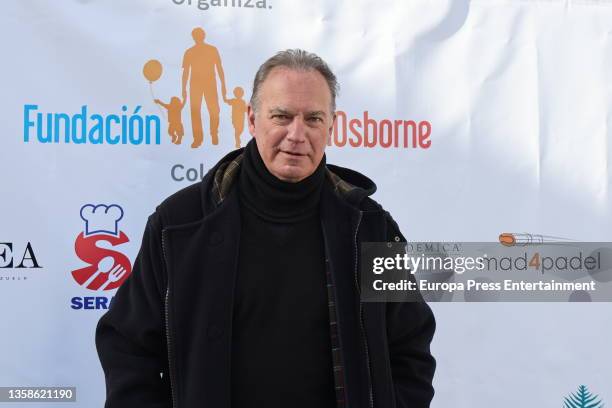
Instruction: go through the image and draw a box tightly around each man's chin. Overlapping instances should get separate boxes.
[272,165,311,183]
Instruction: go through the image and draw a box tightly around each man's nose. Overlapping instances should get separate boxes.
[286,116,307,143]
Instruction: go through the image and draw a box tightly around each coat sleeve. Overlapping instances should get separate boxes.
[384,212,436,408]
[95,212,171,408]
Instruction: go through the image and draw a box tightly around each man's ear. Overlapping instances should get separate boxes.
[247,104,257,138]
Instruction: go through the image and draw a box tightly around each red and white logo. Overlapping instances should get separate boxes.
[71,204,132,291]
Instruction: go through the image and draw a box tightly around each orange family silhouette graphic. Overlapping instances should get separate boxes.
[143,27,247,149]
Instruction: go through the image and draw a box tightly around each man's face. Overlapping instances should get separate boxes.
[248,67,335,183]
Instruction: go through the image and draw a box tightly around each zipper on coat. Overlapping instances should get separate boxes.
[162,229,177,408]
[352,211,374,408]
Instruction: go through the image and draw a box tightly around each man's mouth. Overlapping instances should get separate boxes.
[282,151,306,157]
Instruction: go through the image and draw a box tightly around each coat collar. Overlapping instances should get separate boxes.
[198,145,382,220]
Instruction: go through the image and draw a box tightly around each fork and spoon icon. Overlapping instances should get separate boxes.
[82,256,127,290]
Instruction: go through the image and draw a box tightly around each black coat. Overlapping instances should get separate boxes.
[96,147,436,408]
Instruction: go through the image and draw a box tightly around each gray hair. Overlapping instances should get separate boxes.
[250,49,339,113]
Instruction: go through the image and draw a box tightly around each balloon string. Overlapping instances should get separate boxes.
[149,82,167,120]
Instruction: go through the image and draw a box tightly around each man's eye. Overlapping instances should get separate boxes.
[272,114,289,120]
[308,117,323,123]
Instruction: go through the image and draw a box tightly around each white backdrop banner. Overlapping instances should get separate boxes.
[1,0,611,406]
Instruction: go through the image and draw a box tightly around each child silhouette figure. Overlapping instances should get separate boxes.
[154,97,186,145]
[224,87,247,148]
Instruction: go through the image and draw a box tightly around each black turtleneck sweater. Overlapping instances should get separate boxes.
[231,139,336,407]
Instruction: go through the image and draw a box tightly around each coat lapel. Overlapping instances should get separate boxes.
[320,182,373,408]
[164,186,241,408]
[359,210,396,408]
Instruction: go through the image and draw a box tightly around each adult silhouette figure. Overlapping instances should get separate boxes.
[182,27,227,148]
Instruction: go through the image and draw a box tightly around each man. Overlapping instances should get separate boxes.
[181,27,227,148]
[96,49,436,408]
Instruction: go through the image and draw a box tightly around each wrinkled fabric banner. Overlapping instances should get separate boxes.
[1,0,611,406]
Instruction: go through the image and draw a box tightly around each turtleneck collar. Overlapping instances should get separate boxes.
[238,138,326,223]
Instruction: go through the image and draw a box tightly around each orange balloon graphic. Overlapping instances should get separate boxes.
[143,59,162,82]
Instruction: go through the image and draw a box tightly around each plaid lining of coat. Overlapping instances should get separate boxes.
[211,152,358,407]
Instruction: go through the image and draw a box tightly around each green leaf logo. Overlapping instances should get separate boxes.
[564,385,604,408]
